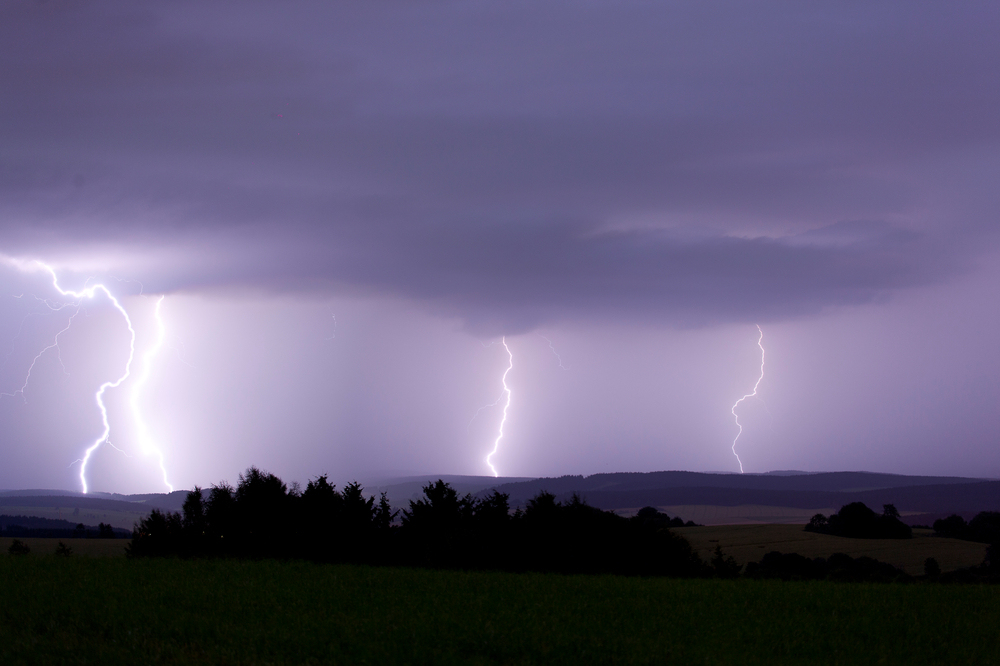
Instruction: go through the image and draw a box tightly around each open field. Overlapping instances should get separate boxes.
[614,504,934,525]
[613,504,843,524]
[1,537,129,557]
[3,558,1000,665]
[0,504,146,530]
[6,524,989,576]
[675,524,989,575]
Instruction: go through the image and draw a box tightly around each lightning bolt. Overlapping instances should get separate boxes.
[730,325,765,474]
[1,257,177,492]
[538,334,567,370]
[0,307,80,401]
[129,296,174,492]
[32,262,138,494]
[484,337,513,478]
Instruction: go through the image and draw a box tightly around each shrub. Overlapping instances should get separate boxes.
[8,539,30,555]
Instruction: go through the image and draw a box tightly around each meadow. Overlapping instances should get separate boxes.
[3,556,999,665]
[0,537,129,557]
[675,524,989,575]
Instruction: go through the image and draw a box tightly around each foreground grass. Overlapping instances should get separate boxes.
[2,558,999,665]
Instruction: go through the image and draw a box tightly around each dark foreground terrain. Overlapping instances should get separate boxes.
[3,557,999,665]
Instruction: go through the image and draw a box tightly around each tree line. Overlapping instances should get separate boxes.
[933,512,1000,544]
[127,467,709,577]
[0,517,124,539]
[805,502,912,539]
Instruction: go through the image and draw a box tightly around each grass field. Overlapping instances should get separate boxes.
[0,537,129,557]
[5,524,989,576]
[614,504,843,524]
[0,504,147,530]
[674,524,988,575]
[3,557,1000,665]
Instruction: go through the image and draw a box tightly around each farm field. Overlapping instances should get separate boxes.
[0,537,129,557]
[674,524,988,575]
[3,557,1000,665]
[0,504,146,530]
[614,503,842,524]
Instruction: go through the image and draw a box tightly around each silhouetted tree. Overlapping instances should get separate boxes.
[745,550,909,582]
[933,514,968,538]
[934,512,1000,545]
[711,545,741,578]
[125,468,710,579]
[968,511,1000,545]
[205,483,236,554]
[97,523,115,539]
[300,475,343,558]
[401,480,476,567]
[234,467,290,557]
[373,492,397,531]
[806,513,828,532]
[8,539,29,555]
[805,502,911,539]
[126,509,183,557]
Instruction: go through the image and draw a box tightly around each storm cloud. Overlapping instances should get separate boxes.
[3,1,997,333]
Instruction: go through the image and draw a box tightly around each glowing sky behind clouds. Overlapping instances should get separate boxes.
[1,1,999,491]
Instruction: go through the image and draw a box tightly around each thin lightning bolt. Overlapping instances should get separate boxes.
[484,337,513,478]
[129,296,174,492]
[325,307,337,341]
[538,334,567,370]
[0,308,80,401]
[730,325,765,474]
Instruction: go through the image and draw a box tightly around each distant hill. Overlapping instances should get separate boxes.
[479,471,1000,522]
[0,491,191,530]
[0,514,132,538]
[365,475,535,509]
[3,471,997,528]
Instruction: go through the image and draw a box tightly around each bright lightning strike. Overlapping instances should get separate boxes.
[730,325,765,474]
[129,296,174,492]
[484,337,513,478]
[33,262,138,494]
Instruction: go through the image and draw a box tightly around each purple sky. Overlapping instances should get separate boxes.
[1,1,999,493]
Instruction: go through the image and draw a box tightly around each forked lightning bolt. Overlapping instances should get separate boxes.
[0,307,80,401]
[484,337,513,478]
[2,258,173,493]
[34,262,138,493]
[129,296,174,492]
[731,325,765,474]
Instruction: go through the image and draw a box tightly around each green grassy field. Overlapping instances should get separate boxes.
[0,537,129,557]
[675,524,988,575]
[2,557,999,665]
[0,504,147,530]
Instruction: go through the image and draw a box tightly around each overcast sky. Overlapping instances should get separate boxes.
[2,1,999,493]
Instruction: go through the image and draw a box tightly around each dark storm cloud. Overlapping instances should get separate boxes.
[2,0,998,332]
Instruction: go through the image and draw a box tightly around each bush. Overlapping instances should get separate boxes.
[804,502,912,539]
[8,539,30,556]
[745,551,910,582]
[933,512,1000,544]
